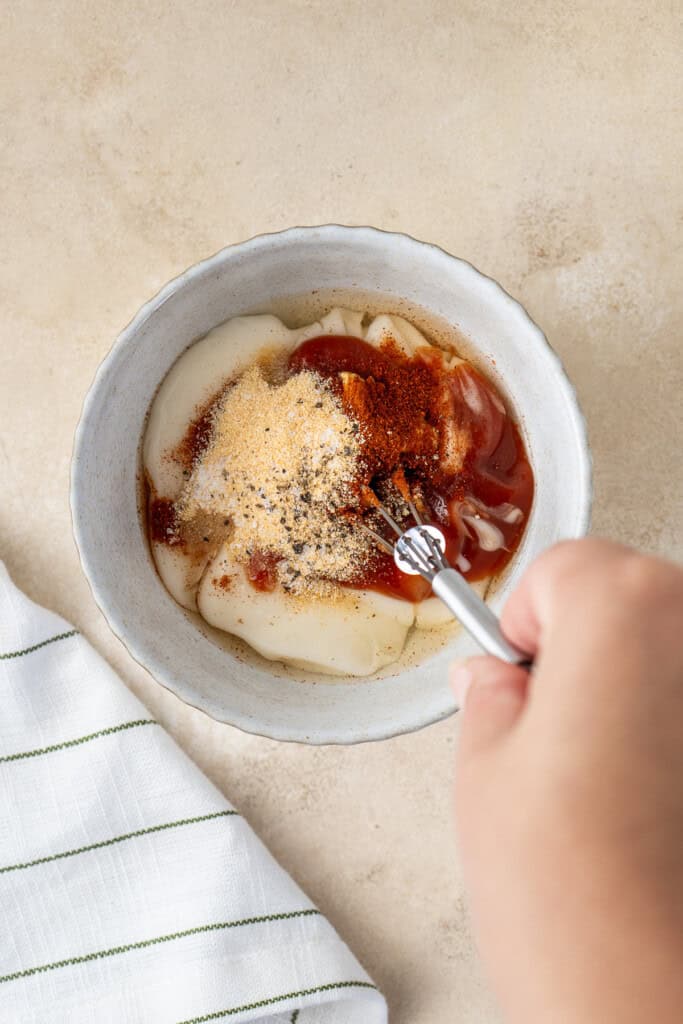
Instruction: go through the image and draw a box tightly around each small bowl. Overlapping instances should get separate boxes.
[71,226,591,744]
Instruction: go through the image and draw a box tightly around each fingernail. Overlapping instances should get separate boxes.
[450,665,472,708]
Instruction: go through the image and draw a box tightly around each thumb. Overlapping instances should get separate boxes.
[450,656,530,758]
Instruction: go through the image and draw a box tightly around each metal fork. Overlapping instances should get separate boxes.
[366,499,532,667]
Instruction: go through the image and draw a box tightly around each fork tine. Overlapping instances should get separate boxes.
[361,524,395,556]
[420,526,448,571]
[376,504,404,538]
[402,533,433,576]
[365,494,447,581]
[407,499,423,526]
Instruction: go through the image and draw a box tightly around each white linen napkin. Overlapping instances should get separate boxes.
[0,562,387,1024]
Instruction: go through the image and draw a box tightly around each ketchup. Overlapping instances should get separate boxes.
[148,497,180,545]
[246,550,280,592]
[288,334,534,601]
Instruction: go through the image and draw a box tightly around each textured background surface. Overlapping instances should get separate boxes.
[1,2,681,1020]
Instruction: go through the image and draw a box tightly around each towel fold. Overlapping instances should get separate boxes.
[0,562,386,1024]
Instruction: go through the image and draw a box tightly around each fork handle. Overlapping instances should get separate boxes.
[432,569,532,668]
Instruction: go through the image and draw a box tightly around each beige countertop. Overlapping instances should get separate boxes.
[2,3,682,1020]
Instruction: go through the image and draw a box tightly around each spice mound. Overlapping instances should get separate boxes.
[180,366,369,594]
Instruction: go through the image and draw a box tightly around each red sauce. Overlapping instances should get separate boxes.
[290,333,395,380]
[246,550,280,592]
[176,406,216,465]
[149,497,180,545]
[212,574,233,591]
[173,384,228,470]
[288,334,534,601]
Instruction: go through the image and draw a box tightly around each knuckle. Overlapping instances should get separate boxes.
[616,553,683,609]
[531,540,603,602]
[536,539,646,604]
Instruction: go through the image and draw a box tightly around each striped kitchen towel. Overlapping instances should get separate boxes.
[0,561,386,1024]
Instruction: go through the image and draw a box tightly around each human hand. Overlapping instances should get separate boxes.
[452,539,683,1024]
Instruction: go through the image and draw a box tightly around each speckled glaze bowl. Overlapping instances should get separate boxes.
[71,226,591,743]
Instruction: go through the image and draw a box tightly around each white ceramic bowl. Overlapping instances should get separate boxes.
[71,226,591,744]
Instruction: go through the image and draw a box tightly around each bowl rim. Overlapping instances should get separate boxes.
[70,224,593,743]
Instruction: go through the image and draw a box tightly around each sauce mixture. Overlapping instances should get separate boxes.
[149,332,533,604]
[289,335,533,601]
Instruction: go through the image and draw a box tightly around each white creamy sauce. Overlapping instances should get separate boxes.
[144,309,487,676]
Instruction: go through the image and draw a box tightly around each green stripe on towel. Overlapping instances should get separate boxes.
[0,810,239,874]
[0,719,156,764]
[0,910,321,984]
[177,982,378,1023]
[0,630,78,660]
